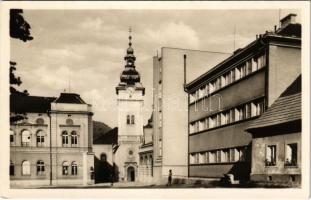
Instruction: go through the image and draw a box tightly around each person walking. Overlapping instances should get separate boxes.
[167,169,172,186]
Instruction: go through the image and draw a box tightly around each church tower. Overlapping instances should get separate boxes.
[115,28,145,182]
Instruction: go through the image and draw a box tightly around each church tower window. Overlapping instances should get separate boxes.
[131,115,135,124]
[126,115,131,124]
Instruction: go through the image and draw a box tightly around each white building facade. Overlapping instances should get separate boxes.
[114,32,145,182]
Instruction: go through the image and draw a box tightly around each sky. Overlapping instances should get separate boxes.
[11,9,301,128]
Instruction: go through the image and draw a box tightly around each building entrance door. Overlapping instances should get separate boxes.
[127,166,135,182]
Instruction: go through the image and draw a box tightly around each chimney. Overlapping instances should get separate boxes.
[280,13,297,29]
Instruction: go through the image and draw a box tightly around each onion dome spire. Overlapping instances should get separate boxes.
[120,27,140,85]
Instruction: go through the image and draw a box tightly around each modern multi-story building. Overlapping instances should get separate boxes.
[10,92,94,187]
[184,13,301,181]
[246,75,301,185]
[152,47,230,182]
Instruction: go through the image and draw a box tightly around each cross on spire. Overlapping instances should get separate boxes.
[128,26,132,46]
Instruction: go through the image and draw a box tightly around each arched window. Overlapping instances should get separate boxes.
[62,131,69,147]
[66,118,73,125]
[71,161,78,175]
[100,153,107,162]
[131,115,135,124]
[62,161,69,175]
[36,130,45,147]
[22,160,30,175]
[10,130,14,144]
[10,160,14,176]
[126,115,130,124]
[21,130,31,147]
[36,118,44,125]
[71,131,78,147]
[36,160,45,175]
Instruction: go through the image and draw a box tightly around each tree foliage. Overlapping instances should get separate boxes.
[10,9,33,42]
[10,9,33,123]
[10,61,29,96]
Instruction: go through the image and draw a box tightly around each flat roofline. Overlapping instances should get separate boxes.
[185,33,301,91]
[161,46,231,55]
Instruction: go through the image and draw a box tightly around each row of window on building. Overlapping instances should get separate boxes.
[190,53,266,103]
[10,160,79,176]
[22,117,75,126]
[190,98,264,134]
[265,143,298,167]
[189,147,247,165]
[62,130,78,147]
[10,130,79,147]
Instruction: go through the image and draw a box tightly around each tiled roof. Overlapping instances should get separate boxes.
[247,75,301,131]
[93,127,118,145]
[247,93,301,131]
[54,93,86,104]
[10,94,56,113]
[93,121,112,141]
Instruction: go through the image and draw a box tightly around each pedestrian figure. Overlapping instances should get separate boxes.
[167,169,172,186]
[111,163,116,186]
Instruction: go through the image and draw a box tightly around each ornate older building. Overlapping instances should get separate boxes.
[10,93,94,187]
[114,31,145,182]
[138,114,154,183]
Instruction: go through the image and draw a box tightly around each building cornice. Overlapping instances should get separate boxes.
[185,34,301,91]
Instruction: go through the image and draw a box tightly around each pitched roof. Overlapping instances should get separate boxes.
[247,75,301,132]
[10,94,56,113]
[143,112,153,128]
[93,127,118,145]
[93,121,112,141]
[54,93,86,104]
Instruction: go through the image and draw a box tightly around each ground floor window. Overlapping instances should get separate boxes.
[265,145,277,166]
[10,161,14,176]
[37,160,45,175]
[285,143,298,166]
[22,160,31,175]
[62,161,69,175]
[71,161,78,175]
